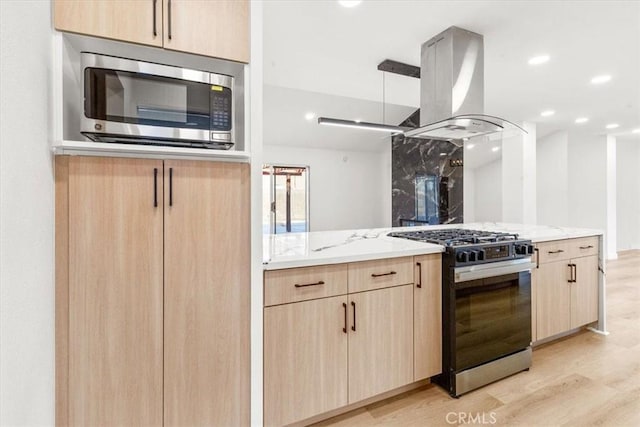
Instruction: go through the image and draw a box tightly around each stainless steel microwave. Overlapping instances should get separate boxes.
[81,53,234,149]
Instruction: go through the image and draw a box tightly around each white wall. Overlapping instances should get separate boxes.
[463,167,476,222]
[473,159,502,222]
[537,131,569,226]
[616,139,640,250]
[502,122,536,224]
[567,132,607,233]
[263,145,388,231]
[0,1,55,425]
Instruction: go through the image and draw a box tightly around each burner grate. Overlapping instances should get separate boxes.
[389,228,520,247]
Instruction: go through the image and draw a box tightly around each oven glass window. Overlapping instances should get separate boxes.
[84,68,216,130]
[455,273,531,371]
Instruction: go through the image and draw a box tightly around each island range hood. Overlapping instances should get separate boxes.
[404,26,525,144]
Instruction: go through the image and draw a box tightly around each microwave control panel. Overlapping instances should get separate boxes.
[210,86,232,132]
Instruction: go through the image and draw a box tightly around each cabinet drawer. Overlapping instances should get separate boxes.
[264,265,348,306]
[536,240,571,264]
[568,236,599,259]
[348,257,414,293]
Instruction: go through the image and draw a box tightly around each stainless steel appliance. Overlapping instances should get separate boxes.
[81,52,234,149]
[388,228,536,397]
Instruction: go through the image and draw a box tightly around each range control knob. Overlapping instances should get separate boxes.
[527,245,535,254]
[477,249,486,261]
[468,251,477,262]
[456,251,469,263]
[515,244,532,255]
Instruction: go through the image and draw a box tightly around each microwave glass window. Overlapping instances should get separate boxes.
[85,68,227,131]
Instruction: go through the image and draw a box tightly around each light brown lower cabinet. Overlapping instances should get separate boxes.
[413,254,442,381]
[56,156,250,426]
[348,285,414,403]
[264,296,348,427]
[264,255,442,426]
[535,238,599,342]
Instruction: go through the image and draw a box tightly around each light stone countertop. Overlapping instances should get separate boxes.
[263,222,603,270]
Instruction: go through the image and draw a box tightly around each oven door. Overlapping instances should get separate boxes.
[452,265,532,372]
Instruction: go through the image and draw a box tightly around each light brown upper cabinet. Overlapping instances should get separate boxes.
[54,0,250,63]
[56,156,250,426]
[54,0,163,47]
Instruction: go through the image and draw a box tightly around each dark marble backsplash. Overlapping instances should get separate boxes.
[392,135,463,226]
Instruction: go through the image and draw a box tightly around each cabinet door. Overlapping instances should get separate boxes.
[348,285,414,403]
[264,296,348,426]
[571,255,599,328]
[67,157,163,426]
[163,161,250,426]
[163,0,249,62]
[414,254,442,381]
[536,261,572,340]
[54,0,162,47]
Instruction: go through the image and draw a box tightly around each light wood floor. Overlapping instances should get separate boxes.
[316,250,640,427]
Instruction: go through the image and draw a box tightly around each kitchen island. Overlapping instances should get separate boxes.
[262,223,606,426]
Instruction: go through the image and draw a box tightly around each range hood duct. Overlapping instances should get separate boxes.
[404,26,525,143]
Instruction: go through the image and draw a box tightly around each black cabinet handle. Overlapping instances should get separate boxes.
[568,263,577,283]
[534,248,540,269]
[548,249,564,254]
[579,245,594,250]
[351,301,356,332]
[167,0,172,40]
[371,271,396,278]
[416,262,422,288]
[153,168,158,207]
[169,167,173,206]
[294,280,325,288]
[342,303,347,334]
[152,0,157,37]
[573,263,577,283]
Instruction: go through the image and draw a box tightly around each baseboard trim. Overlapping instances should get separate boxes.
[290,379,431,427]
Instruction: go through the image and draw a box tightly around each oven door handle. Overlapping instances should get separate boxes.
[454,261,537,283]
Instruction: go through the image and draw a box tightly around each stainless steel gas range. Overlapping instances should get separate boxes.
[388,228,537,397]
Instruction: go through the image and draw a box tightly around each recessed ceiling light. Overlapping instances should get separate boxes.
[591,75,612,84]
[338,0,362,7]
[491,146,500,152]
[605,123,619,129]
[304,112,316,121]
[575,117,589,124]
[439,152,447,156]
[466,144,475,150]
[633,128,640,134]
[540,110,555,117]
[528,55,550,65]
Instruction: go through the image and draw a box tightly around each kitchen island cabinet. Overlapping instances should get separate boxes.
[535,237,600,341]
[263,224,604,425]
[413,254,442,381]
[264,296,348,427]
[56,156,250,426]
[54,0,249,63]
[348,284,414,403]
[263,255,440,426]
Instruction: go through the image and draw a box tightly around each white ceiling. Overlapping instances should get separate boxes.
[263,0,640,145]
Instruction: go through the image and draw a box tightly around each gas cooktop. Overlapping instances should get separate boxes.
[387,228,520,247]
[388,228,534,266]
